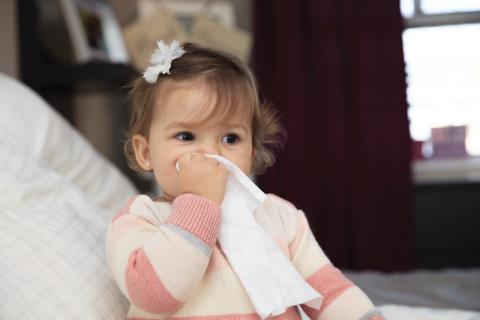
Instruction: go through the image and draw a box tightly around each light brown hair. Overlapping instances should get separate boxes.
[124,42,285,175]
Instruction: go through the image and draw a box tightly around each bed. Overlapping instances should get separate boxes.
[1,73,479,319]
[345,269,480,319]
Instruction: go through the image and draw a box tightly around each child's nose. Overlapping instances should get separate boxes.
[196,141,220,155]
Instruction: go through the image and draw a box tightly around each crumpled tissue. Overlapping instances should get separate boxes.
[178,154,322,318]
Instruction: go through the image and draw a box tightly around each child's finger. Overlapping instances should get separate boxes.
[177,153,194,171]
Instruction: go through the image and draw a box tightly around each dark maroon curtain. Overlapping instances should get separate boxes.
[253,1,415,271]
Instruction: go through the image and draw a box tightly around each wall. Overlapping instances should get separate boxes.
[0,0,18,78]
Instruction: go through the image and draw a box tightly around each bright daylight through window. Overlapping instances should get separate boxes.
[401,0,480,168]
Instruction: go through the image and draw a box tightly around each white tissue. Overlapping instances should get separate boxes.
[178,155,322,318]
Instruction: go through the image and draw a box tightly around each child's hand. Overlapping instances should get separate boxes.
[177,153,228,205]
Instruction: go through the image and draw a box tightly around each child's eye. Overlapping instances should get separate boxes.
[222,134,240,144]
[175,132,195,141]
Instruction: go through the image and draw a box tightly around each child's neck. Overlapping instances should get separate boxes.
[153,194,174,203]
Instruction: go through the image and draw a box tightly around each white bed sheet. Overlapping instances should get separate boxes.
[298,303,480,320]
[345,269,480,311]
[0,73,137,214]
[379,304,480,320]
[0,123,129,319]
[0,73,136,319]
[301,269,480,319]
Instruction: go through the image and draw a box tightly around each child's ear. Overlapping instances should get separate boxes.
[132,134,152,171]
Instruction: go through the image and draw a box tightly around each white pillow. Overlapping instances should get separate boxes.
[0,126,129,319]
[0,73,137,214]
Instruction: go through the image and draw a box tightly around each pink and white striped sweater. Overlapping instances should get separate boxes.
[106,193,384,320]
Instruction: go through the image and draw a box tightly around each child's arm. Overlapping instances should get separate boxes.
[105,193,221,316]
[283,201,385,320]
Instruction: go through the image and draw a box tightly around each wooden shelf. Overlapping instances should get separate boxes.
[25,62,138,89]
[17,0,138,90]
[25,62,138,87]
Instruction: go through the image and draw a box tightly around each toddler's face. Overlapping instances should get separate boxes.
[133,81,254,201]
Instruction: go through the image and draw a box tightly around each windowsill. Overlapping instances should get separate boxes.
[413,157,480,184]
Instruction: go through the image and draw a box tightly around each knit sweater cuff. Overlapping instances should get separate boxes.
[166,193,221,247]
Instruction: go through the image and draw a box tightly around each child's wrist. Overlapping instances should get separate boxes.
[177,191,223,206]
[167,193,221,247]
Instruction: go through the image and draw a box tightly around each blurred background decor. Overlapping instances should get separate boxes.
[13,0,252,192]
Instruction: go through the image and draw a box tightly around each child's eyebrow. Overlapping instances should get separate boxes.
[165,121,195,130]
[165,121,249,132]
[221,123,249,132]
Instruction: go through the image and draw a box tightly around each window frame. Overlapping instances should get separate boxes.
[405,0,480,27]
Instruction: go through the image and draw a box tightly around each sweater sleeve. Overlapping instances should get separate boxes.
[287,207,385,320]
[105,193,221,317]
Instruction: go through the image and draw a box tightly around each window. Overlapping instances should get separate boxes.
[421,0,480,14]
[401,0,480,182]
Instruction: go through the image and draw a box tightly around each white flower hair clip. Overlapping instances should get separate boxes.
[143,40,186,84]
